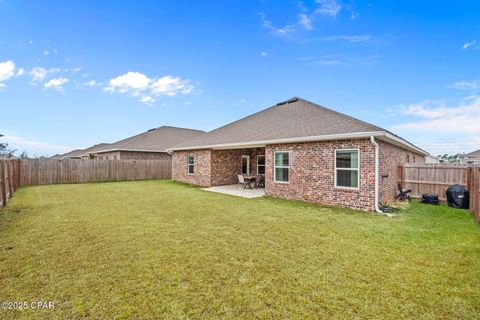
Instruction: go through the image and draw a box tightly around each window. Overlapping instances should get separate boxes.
[257,155,265,175]
[274,151,289,182]
[335,150,359,189]
[241,155,250,175]
[187,155,195,174]
[406,154,410,163]
[413,155,416,163]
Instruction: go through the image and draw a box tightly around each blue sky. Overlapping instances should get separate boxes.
[1,0,479,156]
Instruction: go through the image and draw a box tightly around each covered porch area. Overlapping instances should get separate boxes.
[210,146,266,188]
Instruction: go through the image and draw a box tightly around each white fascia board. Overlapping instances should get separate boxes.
[167,131,385,151]
[378,133,430,156]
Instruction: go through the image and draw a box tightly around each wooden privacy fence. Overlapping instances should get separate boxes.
[468,167,480,222]
[19,158,172,187]
[0,159,20,208]
[398,164,480,222]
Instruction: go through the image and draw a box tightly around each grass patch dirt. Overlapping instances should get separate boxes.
[0,180,479,319]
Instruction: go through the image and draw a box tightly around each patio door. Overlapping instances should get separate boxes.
[241,155,250,175]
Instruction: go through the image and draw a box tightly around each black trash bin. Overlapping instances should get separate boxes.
[445,184,469,209]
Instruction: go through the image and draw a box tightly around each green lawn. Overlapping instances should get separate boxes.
[0,180,479,319]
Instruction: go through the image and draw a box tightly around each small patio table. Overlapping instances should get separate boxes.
[242,175,257,189]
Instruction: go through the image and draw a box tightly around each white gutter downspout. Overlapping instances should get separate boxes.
[370,136,393,216]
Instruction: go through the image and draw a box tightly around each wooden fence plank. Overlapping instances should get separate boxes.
[18,158,172,187]
[5,160,13,199]
[399,164,480,222]
[0,160,6,208]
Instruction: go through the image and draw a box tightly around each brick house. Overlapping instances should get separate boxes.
[169,97,428,212]
[55,143,112,159]
[82,126,204,160]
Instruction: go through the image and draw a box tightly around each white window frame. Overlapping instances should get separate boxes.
[334,149,360,190]
[241,155,250,175]
[257,154,265,175]
[274,151,290,183]
[187,154,195,175]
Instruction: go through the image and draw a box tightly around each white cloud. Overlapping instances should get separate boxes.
[105,71,194,105]
[0,60,16,83]
[83,80,100,87]
[151,76,192,96]
[314,0,342,17]
[29,67,60,82]
[106,71,151,93]
[261,51,268,57]
[30,67,48,81]
[451,80,480,90]
[260,0,346,37]
[44,77,69,90]
[389,96,480,154]
[43,47,58,56]
[72,67,82,73]
[298,13,313,30]
[16,67,25,77]
[259,12,296,36]
[321,35,374,43]
[2,134,72,156]
[462,40,477,50]
[140,96,155,105]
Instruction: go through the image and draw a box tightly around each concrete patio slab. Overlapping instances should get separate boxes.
[202,184,265,199]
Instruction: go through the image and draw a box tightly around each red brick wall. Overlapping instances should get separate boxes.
[378,141,425,203]
[172,149,211,186]
[265,139,376,211]
[210,148,265,186]
[171,139,426,211]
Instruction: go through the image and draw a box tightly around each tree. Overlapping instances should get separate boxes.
[437,153,464,163]
[0,142,16,157]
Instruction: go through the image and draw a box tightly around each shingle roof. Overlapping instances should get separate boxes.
[171,97,385,149]
[90,126,205,154]
[465,149,480,158]
[59,143,111,159]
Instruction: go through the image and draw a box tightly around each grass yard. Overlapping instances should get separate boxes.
[0,180,479,319]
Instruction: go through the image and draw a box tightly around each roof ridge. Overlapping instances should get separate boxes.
[113,126,206,149]
[207,100,288,133]
[295,97,385,132]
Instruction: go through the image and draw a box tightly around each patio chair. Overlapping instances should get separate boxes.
[237,175,251,189]
[255,175,265,188]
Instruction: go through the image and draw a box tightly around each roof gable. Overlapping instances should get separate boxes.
[92,126,205,154]
[172,97,384,149]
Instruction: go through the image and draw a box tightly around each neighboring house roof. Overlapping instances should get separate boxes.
[57,149,85,159]
[59,143,111,159]
[464,149,480,159]
[87,126,205,155]
[169,97,428,155]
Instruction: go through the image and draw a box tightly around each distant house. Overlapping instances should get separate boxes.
[461,150,480,164]
[425,155,440,164]
[55,143,111,160]
[169,97,429,212]
[84,126,204,160]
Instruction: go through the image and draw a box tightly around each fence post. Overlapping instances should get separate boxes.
[468,167,473,213]
[0,160,6,208]
[397,165,404,185]
[475,168,480,223]
[5,160,13,199]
